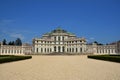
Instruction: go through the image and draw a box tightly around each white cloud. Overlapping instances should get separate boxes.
[1,29,24,40]
[10,33,24,40]
[90,37,95,40]
[0,19,14,26]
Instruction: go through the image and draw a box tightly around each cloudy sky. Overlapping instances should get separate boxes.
[0,0,120,44]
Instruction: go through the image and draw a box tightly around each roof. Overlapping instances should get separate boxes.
[43,27,75,36]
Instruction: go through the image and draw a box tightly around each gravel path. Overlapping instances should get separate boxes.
[0,55,120,80]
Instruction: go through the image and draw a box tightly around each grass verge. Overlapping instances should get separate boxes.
[0,55,32,64]
[87,55,120,63]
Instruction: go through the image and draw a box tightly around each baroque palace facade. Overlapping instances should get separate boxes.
[32,28,120,55]
[33,28,86,54]
[0,28,120,55]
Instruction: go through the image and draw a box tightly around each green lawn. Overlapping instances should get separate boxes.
[88,55,120,63]
[0,55,32,63]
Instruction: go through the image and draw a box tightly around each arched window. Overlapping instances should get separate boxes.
[14,50,16,53]
[72,48,74,52]
[67,48,68,52]
[70,48,71,52]
[50,48,52,52]
[54,36,56,41]
[58,36,60,41]
[20,50,21,53]
[58,46,61,52]
[62,46,65,52]
[11,50,13,53]
[41,48,43,53]
[8,50,10,53]
[62,36,64,41]
[2,50,4,53]
[109,49,110,54]
[45,48,46,53]
[5,50,7,53]
[17,50,19,53]
[111,49,113,53]
[36,48,38,53]
[80,48,82,53]
[47,48,49,52]
[76,48,78,52]
[54,46,56,52]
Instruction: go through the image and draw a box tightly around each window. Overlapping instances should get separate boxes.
[45,48,46,52]
[70,48,71,52]
[109,49,110,53]
[47,48,49,52]
[41,48,43,53]
[111,49,113,53]
[58,46,60,52]
[62,46,64,52]
[11,50,13,53]
[80,48,82,52]
[58,36,60,41]
[76,48,78,52]
[2,50,4,53]
[67,48,68,52]
[14,50,16,53]
[20,50,21,53]
[72,48,74,52]
[8,50,10,53]
[5,50,7,53]
[62,36,64,41]
[54,46,56,52]
[17,50,19,53]
[76,41,77,43]
[36,48,38,53]
[50,48,52,52]
[54,36,56,41]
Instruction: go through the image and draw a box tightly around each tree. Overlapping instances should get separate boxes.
[15,38,22,46]
[11,41,15,45]
[93,41,103,45]
[94,41,98,44]
[8,41,12,45]
[3,39,7,45]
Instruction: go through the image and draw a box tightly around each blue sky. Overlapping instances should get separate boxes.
[0,0,120,44]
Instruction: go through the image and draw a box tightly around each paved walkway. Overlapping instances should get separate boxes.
[0,55,120,80]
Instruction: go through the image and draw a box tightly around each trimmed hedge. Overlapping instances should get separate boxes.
[0,55,32,63]
[88,55,120,63]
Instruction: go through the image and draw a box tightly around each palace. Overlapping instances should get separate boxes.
[33,28,86,54]
[0,27,120,55]
[32,28,120,55]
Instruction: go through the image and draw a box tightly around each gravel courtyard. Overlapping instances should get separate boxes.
[0,55,120,80]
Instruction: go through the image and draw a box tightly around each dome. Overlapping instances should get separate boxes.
[51,27,67,33]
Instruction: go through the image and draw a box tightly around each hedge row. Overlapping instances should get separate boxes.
[0,55,32,63]
[87,55,120,63]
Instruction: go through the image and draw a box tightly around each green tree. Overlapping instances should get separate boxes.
[94,41,103,45]
[3,39,7,45]
[8,41,12,45]
[15,38,22,46]
[11,41,15,45]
